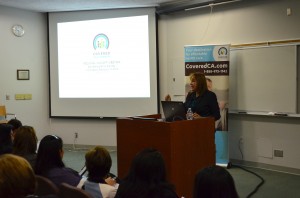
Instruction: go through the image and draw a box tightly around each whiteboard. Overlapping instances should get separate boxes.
[229,45,297,113]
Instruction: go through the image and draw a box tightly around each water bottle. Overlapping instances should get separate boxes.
[186,108,193,120]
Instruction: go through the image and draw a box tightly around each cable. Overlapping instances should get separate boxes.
[198,4,214,43]
[236,138,264,197]
[238,138,244,160]
[68,136,89,152]
[73,136,77,150]
[185,0,241,11]
[232,164,265,198]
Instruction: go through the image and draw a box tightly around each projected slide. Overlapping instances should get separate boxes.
[57,15,150,98]
[49,8,157,117]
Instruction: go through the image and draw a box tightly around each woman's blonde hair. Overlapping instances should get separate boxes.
[85,146,112,179]
[0,154,36,198]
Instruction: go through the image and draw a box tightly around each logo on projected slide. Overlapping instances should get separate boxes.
[218,47,228,56]
[93,34,109,50]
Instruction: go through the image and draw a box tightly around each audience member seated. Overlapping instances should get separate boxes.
[7,118,22,139]
[83,146,118,198]
[193,165,239,198]
[13,125,38,168]
[115,148,178,198]
[35,135,85,188]
[0,154,36,198]
[0,123,13,155]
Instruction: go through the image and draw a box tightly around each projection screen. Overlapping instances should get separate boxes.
[48,7,158,118]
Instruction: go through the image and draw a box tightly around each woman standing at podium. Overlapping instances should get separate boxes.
[165,72,220,121]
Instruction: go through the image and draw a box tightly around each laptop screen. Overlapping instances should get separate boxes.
[161,101,187,122]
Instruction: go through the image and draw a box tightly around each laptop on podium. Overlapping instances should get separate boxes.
[161,101,187,122]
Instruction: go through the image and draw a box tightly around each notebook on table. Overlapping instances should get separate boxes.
[161,101,187,122]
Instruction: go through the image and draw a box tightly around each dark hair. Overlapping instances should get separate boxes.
[85,146,112,182]
[35,135,64,175]
[0,124,13,155]
[7,119,22,131]
[128,148,167,183]
[13,126,38,156]
[116,148,177,198]
[190,72,208,96]
[193,165,239,198]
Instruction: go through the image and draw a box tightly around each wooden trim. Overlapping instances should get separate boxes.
[231,39,300,48]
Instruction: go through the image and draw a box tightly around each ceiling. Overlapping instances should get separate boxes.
[0,0,183,13]
[0,0,238,13]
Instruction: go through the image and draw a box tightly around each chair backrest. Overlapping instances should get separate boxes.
[0,106,6,119]
[60,183,92,198]
[35,175,60,196]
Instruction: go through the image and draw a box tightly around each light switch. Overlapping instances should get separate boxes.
[24,94,32,100]
[15,94,32,100]
[15,94,25,100]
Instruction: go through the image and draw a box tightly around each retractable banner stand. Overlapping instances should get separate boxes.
[184,45,230,167]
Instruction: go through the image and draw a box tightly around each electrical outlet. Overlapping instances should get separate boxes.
[274,149,283,157]
[75,132,78,139]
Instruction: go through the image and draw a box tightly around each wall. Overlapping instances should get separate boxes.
[0,6,116,146]
[158,0,300,170]
[0,6,48,140]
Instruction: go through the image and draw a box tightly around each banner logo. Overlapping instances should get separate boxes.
[218,47,228,56]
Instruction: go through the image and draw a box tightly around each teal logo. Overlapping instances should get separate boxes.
[93,34,109,49]
[218,47,228,56]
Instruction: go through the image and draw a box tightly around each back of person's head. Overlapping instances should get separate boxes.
[117,148,177,198]
[193,165,239,198]
[0,124,13,155]
[128,148,167,183]
[85,146,112,180]
[7,118,22,131]
[0,154,36,198]
[13,125,38,156]
[35,135,64,175]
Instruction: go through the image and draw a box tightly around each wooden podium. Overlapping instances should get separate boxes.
[116,115,215,198]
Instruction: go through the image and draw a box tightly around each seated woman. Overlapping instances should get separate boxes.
[193,165,239,198]
[83,146,118,198]
[35,135,84,187]
[0,124,13,155]
[0,154,36,198]
[13,125,38,168]
[115,148,178,198]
